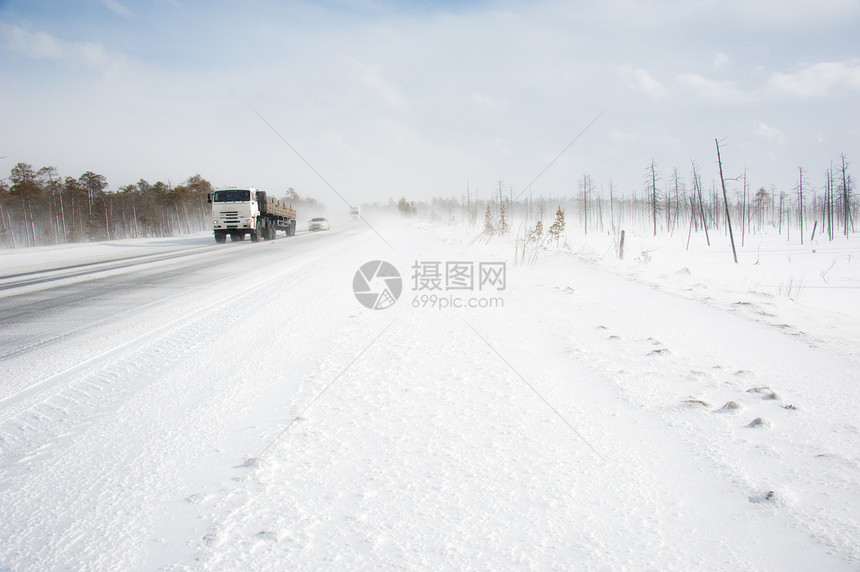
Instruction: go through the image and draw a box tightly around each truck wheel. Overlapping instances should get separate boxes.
[251,220,261,242]
[215,232,227,244]
[290,220,296,236]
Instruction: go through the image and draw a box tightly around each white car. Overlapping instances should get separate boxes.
[308,217,330,231]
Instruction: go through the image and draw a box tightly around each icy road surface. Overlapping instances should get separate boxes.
[1,220,859,570]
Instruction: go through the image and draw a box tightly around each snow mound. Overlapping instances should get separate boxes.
[716,401,741,413]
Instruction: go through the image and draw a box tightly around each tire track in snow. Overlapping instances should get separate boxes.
[0,226,369,412]
[0,229,377,570]
[0,242,263,360]
[0,243,215,292]
[0,236,357,467]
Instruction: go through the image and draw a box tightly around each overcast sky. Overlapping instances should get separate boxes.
[1,0,858,206]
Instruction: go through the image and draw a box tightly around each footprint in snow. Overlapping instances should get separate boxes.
[647,348,671,357]
[814,453,857,468]
[746,417,769,428]
[749,490,776,504]
[256,530,279,542]
[747,386,779,400]
[202,530,219,548]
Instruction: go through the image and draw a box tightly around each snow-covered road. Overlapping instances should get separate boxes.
[1,221,858,570]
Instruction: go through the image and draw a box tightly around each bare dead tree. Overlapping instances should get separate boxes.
[797,166,805,245]
[609,180,616,233]
[828,166,834,239]
[686,195,695,250]
[650,160,658,236]
[671,167,681,236]
[840,153,853,238]
[740,166,747,247]
[715,138,738,263]
[579,173,592,235]
[691,160,710,246]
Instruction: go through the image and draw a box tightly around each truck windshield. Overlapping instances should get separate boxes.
[214,190,250,202]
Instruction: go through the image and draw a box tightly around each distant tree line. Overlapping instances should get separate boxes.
[397,197,418,216]
[284,187,325,212]
[0,163,214,248]
[383,152,856,249]
[0,164,326,249]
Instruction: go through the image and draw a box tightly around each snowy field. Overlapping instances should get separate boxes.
[1,219,859,570]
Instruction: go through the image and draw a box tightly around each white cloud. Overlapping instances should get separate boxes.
[712,52,731,70]
[0,23,125,70]
[675,73,747,104]
[1,23,64,60]
[318,130,358,158]
[754,121,786,145]
[610,129,638,143]
[619,64,666,100]
[2,0,859,203]
[472,92,508,113]
[727,0,860,28]
[768,60,860,97]
[99,0,133,17]
[350,62,407,108]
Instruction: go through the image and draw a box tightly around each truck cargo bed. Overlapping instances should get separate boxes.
[260,197,296,220]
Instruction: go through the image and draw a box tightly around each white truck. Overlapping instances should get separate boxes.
[209,187,297,243]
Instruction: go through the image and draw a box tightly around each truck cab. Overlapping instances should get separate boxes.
[209,186,297,243]
[211,187,262,242]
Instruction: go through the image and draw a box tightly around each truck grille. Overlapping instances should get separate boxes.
[220,211,240,224]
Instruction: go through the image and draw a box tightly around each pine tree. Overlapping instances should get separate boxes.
[532,219,543,241]
[548,205,565,243]
[498,199,509,233]
[483,204,494,234]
